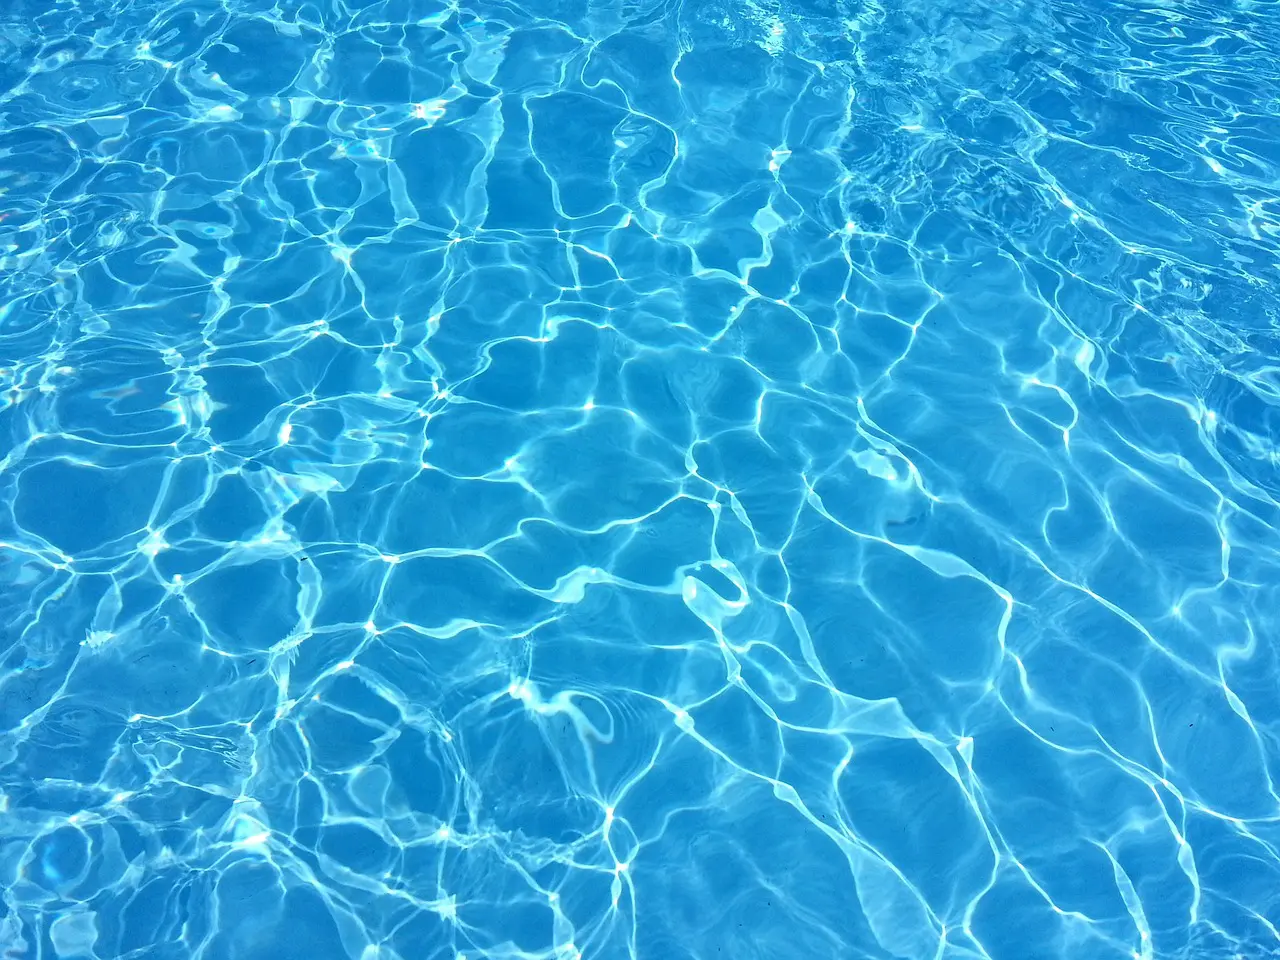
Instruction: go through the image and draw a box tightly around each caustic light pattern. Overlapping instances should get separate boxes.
[2,0,1280,958]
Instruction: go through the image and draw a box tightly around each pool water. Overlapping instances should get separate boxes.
[2,0,1280,957]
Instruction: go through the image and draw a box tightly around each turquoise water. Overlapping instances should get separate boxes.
[2,0,1280,957]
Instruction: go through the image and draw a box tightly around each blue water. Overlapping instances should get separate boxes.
[2,0,1280,957]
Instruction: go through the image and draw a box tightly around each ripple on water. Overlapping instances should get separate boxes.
[27,58,162,116]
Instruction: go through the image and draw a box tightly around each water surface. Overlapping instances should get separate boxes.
[2,0,1280,958]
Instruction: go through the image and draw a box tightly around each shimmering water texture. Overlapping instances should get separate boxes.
[4,0,1280,957]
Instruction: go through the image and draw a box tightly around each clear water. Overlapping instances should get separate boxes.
[2,0,1279,957]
